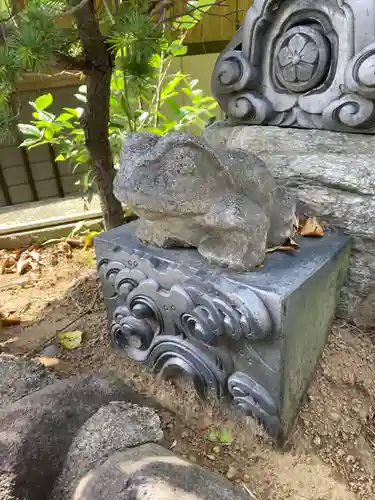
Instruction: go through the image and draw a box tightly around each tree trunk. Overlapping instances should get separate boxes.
[85,69,124,229]
[74,0,124,230]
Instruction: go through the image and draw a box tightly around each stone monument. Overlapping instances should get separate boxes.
[94,0,360,440]
[95,129,350,440]
[211,0,375,133]
[206,0,375,323]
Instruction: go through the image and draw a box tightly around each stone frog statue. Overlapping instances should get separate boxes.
[113,132,297,271]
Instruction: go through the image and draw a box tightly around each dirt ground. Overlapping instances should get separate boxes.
[1,245,374,500]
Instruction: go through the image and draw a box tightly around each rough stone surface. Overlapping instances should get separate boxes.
[212,0,375,134]
[113,131,296,271]
[203,124,375,321]
[0,355,55,409]
[0,375,146,500]
[52,402,163,500]
[70,443,256,500]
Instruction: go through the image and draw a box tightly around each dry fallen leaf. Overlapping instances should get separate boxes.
[1,315,21,327]
[299,217,324,237]
[0,255,17,274]
[36,356,60,367]
[66,237,84,248]
[169,439,177,449]
[57,330,83,349]
[16,253,32,275]
[266,238,300,254]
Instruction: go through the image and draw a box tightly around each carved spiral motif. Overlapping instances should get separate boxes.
[345,43,375,100]
[228,372,281,434]
[181,282,272,344]
[110,301,159,362]
[275,26,330,93]
[148,336,231,398]
[322,94,375,130]
[212,50,258,94]
[226,92,272,124]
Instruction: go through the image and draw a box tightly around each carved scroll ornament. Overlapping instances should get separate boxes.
[97,247,279,430]
[211,0,375,133]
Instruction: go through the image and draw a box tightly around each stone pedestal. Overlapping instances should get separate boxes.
[203,124,375,324]
[95,222,350,439]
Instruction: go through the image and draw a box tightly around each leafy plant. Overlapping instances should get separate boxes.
[206,428,232,445]
[18,35,218,204]
[0,0,221,229]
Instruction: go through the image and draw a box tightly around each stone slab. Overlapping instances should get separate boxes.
[0,219,103,249]
[203,124,374,322]
[69,442,256,500]
[0,195,102,236]
[95,222,350,438]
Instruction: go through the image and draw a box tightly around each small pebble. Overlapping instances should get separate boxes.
[206,454,216,461]
[313,435,321,447]
[226,465,238,479]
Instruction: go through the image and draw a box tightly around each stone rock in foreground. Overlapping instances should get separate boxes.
[0,355,55,409]
[204,124,374,321]
[53,401,163,500]
[0,375,145,500]
[70,443,256,500]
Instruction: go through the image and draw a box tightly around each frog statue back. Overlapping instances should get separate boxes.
[113,131,296,271]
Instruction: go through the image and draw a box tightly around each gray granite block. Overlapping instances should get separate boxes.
[95,222,350,438]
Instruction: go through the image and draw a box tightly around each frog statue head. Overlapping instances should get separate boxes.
[113,131,296,271]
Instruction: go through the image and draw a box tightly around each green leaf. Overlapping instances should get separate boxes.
[219,429,232,444]
[169,40,188,57]
[44,128,54,141]
[161,74,184,99]
[32,120,61,131]
[37,110,56,122]
[63,107,83,118]
[56,112,75,122]
[55,154,65,161]
[143,127,163,135]
[167,99,181,115]
[19,137,41,147]
[34,93,53,111]
[18,124,41,137]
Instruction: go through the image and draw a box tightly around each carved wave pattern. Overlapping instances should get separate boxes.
[98,254,278,427]
[211,1,375,133]
[228,372,281,433]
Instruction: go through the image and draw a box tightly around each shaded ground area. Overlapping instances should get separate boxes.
[1,245,374,500]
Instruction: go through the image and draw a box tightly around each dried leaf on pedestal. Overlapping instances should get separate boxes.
[266,238,300,254]
[299,217,324,237]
